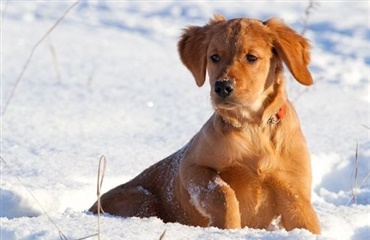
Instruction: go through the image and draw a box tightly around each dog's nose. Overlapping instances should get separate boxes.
[214,81,234,98]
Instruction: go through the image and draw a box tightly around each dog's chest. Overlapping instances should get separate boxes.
[217,128,280,213]
[217,127,278,170]
[219,167,276,226]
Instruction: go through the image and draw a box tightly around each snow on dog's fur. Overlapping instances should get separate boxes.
[89,15,320,234]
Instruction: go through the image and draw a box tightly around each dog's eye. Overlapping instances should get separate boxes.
[210,54,220,63]
[246,54,258,62]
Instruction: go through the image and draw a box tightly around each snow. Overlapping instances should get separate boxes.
[1,1,369,240]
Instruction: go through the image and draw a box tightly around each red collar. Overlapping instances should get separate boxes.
[267,104,287,124]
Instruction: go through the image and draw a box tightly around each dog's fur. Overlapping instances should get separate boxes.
[89,15,321,234]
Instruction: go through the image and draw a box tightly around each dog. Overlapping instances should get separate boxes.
[89,15,321,234]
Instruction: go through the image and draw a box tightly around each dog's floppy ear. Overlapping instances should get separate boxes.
[178,15,226,87]
[178,26,208,87]
[264,18,313,86]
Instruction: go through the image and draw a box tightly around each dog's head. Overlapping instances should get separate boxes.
[178,15,312,127]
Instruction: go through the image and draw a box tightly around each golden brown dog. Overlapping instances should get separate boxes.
[89,15,321,234]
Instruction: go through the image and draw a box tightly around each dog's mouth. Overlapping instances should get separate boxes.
[211,94,265,127]
[212,99,250,116]
[212,96,249,110]
[213,102,240,111]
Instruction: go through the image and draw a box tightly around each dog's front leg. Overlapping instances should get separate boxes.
[180,164,241,229]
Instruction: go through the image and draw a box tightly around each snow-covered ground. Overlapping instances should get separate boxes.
[1,1,369,239]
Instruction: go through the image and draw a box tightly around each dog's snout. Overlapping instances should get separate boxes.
[214,81,234,98]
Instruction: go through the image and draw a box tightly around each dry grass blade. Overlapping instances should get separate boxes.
[48,36,62,83]
[97,155,107,240]
[1,0,80,116]
[347,142,369,206]
[159,229,167,240]
[301,0,319,36]
[0,155,70,239]
[359,171,370,187]
[351,141,359,204]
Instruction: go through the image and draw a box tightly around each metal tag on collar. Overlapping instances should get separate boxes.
[267,104,287,125]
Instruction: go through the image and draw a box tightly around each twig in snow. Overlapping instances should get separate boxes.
[0,155,70,240]
[301,0,319,36]
[96,155,107,240]
[351,141,359,204]
[347,142,370,206]
[74,155,108,240]
[159,229,167,240]
[1,0,80,116]
[347,170,370,206]
[359,171,370,190]
[41,17,63,83]
[47,35,62,83]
